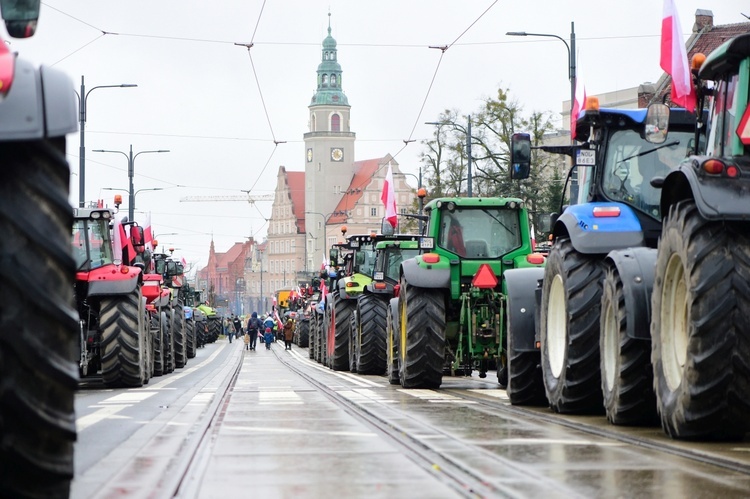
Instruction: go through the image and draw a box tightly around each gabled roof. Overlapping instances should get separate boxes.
[287,171,306,233]
[216,242,245,271]
[328,156,390,224]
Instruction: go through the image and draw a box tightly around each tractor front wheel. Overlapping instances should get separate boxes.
[386,299,400,385]
[356,294,387,375]
[100,289,147,387]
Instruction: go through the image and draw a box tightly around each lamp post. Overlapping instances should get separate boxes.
[77,76,137,207]
[102,187,164,213]
[395,168,427,233]
[506,23,576,142]
[425,117,473,197]
[93,145,169,221]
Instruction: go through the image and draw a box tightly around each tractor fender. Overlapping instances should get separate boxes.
[0,60,77,141]
[554,203,644,255]
[400,257,450,289]
[661,164,750,220]
[88,277,140,297]
[604,247,657,340]
[503,267,545,352]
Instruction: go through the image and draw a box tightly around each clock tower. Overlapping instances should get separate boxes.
[304,13,356,264]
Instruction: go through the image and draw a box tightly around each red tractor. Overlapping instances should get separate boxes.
[73,208,153,387]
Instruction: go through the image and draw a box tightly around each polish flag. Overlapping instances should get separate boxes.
[181,257,187,268]
[113,218,134,263]
[380,162,398,228]
[660,0,696,112]
[143,212,153,247]
[570,80,586,140]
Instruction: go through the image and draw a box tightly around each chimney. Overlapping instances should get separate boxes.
[693,9,713,33]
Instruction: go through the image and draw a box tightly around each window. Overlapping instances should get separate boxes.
[331,114,340,132]
[331,74,337,86]
[322,74,328,85]
[371,207,377,217]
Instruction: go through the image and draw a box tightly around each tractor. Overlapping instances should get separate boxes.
[392,197,544,388]
[0,3,79,495]
[351,234,421,376]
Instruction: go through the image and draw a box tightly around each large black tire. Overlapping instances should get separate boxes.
[297,319,309,347]
[600,262,656,425]
[398,277,445,389]
[540,238,604,414]
[186,320,196,359]
[100,288,147,387]
[651,200,750,440]
[507,314,546,406]
[0,140,77,499]
[386,299,400,385]
[308,314,317,360]
[208,318,222,343]
[356,294,387,375]
[173,305,187,368]
[152,314,165,376]
[348,311,358,372]
[330,293,354,371]
[163,310,175,374]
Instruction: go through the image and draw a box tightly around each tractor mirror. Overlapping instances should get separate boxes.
[510,133,531,180]
[645,103,670,144]
[0,0,40,38]
[381,218,395,236]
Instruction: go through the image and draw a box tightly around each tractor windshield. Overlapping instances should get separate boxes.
[72,219,114,271]
[439,207,522,258]
[355,246,377,277]
[602,128,694,219]
[381,247,420,281]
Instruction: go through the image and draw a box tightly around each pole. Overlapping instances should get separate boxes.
[260,254,264,313]
[78,76,86,208]
[467,116,472,197]
[128,145,135,221]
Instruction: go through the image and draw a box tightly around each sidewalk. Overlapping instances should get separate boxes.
[182,340,458,499]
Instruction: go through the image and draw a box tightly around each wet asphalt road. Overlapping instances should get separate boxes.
[72,338,750,498]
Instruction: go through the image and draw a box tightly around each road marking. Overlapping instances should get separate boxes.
[467,388,509,400]
[259,390,303,405]
[77,404,130,431]
[233,426,376,437]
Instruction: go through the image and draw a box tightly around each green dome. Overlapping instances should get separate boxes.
[310,21,348,107]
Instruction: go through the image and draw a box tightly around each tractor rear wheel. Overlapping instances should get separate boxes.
[506,316,546,406]
[386,300,400,385]
[186,320,196,359]
[163,310,175,374]
[541,238,604,414]
[309,315,317,359]
[600,262,656,425]
[173,305,187,368]
[398,277,445,389]
[0,140,77,499]
[100,289,147,387]
[331,293,354,371]
[297,319,309,347]
[652,200,750,440]
[356,294,387,375]
[152,314,165,376]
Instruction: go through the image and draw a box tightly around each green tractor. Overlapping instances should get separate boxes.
[352,235,421,376]
[325,233,377,371]
[392,197,545,388]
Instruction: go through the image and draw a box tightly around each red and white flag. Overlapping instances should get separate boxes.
[660,0,696,112]
[143,212,153,248]
[570,80,586,140]
[380,162,398,228]
[181,257,187,268]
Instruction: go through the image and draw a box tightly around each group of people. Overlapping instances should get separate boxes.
[224,312,295,351]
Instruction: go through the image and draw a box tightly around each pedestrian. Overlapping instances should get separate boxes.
[283,318,295,350]
[264,327,274,350]
[243,329,250,350]
[222,317,229,337]
[232,315,242,343]
[263,314,275,343]
[246,311,263,351]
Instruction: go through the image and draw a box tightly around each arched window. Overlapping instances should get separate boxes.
[322,74,328,86]
[311,114,317,132]
[331,74,337,86]
[331,113,340,132]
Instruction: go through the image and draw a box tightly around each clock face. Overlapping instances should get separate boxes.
[307,148,313,162]
[331,148,343,162]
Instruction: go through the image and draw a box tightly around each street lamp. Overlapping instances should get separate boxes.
[425,117,474,197]
[76,76,137,207]
[394,168,427,233]
[93,145,169,221]
[102,186,164,213]
[506,23,576,142]
[305,211,331,269]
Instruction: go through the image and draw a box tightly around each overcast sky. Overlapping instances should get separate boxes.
[8,0,747,271]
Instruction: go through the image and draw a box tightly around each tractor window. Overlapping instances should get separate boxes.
[71,219,113,270]
[384,247,419,281]
[439,207,522,258]
[602,128,694,219]
[356,246,377,277]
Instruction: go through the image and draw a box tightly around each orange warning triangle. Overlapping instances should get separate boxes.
[737,105,750,146]
[472,264,498,289]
